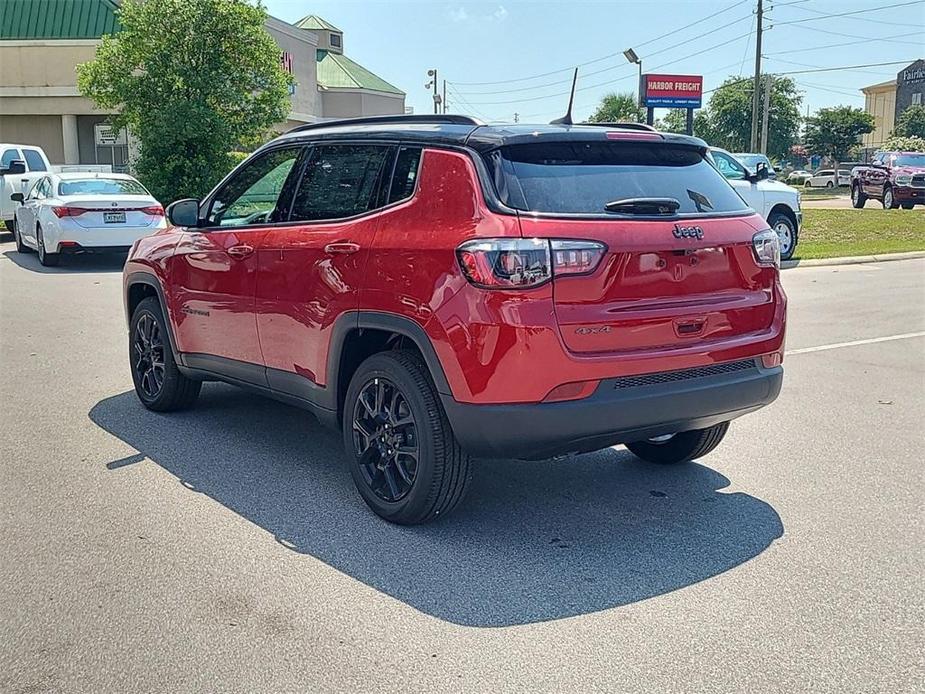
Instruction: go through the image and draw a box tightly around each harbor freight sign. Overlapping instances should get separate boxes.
[642,74,703,108]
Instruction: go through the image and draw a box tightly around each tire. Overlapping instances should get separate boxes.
[901,203,914,210]
[768,211,798,262]
[825,181,834,189]
[626,422,730,465]
[129,297,201,411]
[36,226,59,267]
[4,218,15,233]
[343,350,472,524]
[13,223,33,253]
[883,186,897,209]
[851,183,867,209]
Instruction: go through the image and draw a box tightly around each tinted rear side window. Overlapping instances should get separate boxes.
[290,144,390,221]
[23,149,47,171]
[490,142,749,215]
[388,147,422,204]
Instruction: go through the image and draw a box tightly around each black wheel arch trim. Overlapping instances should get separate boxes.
[328,311,453,405]
[124,271,181,361]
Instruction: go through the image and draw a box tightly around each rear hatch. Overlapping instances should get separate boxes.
[490,136,776,354]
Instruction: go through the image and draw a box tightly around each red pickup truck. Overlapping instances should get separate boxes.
[850,151,925,209]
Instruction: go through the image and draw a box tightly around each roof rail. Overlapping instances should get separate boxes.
[288,114,483,133]
[582,122,658,132]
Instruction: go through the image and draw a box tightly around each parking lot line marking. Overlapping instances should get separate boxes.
[786,331,925,356]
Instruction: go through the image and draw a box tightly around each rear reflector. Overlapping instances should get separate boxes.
[52,206,88,218]
[542,380,600,403]
[761,352,782,368]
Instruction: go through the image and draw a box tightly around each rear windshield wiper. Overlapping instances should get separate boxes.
[604,197,681,215]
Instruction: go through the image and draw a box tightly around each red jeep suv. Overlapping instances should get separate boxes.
[123,115,785,524]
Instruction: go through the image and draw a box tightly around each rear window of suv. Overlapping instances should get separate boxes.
[486,142,749,216]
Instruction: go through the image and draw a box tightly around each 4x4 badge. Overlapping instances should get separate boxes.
[673,224,704,240]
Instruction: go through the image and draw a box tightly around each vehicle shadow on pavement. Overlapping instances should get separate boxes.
[2,249,127,274]
[90,384,784,628]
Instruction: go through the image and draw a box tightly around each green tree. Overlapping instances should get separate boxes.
[77,0,293,203]
[892,105,925,138]
[655,109,713,140]
[587,92,645,123]
[701,75,802,159]
[882,135,925,152]
[803,106,875,162]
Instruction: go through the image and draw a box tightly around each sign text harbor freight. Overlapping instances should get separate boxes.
[643,74,703,109]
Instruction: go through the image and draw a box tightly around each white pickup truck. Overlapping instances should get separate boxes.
[1,144,112,232]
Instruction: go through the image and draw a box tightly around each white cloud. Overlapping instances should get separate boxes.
[449,6,469,22]
[488,5,508,22]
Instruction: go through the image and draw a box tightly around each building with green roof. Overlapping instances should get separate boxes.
[293,14,405,119]
[1,3,405,166]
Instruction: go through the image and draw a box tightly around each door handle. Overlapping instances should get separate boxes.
[227,244,254,259]
[324,242,361,255]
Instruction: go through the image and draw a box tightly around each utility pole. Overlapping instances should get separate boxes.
[760,74,772,155]
[426,69,438,114]
[442,80,447,114]
[513,112,520,123]
[749,0,763,152]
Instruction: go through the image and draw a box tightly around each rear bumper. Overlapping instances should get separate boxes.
[441,359,783,459]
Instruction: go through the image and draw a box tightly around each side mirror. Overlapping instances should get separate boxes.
[10,192,24,204]
[0,160,26,176]
[750,162,770,182]
[166,198,201,227]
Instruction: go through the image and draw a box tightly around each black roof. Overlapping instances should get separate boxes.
[273,114,707,152]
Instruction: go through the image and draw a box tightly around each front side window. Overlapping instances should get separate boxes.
[490,141,749,215]
[895,153,925,167]
[289,144,390,221]
[1,148,21,167]
[711,151,748,181]
[27,177,47,200]
[22,149,47,172]
[208,147,302,227]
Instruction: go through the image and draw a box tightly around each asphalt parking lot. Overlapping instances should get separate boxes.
[1,239,923,693]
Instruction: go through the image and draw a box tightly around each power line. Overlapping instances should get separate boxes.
[766,56,902,77]
[774,21,923,46]
[765,32,922,56]
[773,0,924,26]
[773,0,920,28]
[447,0,750,87]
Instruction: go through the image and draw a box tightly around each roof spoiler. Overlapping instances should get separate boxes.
[288,114,483,133]
[582,122,658,132]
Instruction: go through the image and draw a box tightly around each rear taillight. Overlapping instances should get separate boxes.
[141,205,164,216]
[550,240,606,276]
[52,206,87,218]
[752,229,780,268]
[457,238,605,289]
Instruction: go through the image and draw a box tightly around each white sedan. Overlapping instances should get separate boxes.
[804,169,851,188]
[11,173,166,266]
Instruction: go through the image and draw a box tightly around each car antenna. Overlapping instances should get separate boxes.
[550,68,578,126]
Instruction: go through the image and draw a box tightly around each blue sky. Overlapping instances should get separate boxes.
[265,0,925,123]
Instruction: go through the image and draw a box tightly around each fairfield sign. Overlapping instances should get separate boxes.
[642,74,703,109]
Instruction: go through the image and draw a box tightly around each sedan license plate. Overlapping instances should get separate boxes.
[104,211,126,224]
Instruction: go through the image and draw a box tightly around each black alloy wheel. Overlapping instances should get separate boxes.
[352,376,419,502]
[132,312,166,399]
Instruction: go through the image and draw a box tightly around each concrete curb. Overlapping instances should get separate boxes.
[782,250,925,269]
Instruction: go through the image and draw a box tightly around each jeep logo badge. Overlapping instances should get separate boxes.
[673,224,704,240]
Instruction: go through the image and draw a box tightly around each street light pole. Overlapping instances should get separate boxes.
[425,69,439,114]
[624,48,649,124]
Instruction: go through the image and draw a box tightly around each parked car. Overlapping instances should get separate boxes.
[733,153,777,179]
[1,143,52,232]
[805,169,851,188]
[11,172,165,266]
[708,147,802,261]
[787,170,812,185]
[123,115,785,524]
[850,151,925,209]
